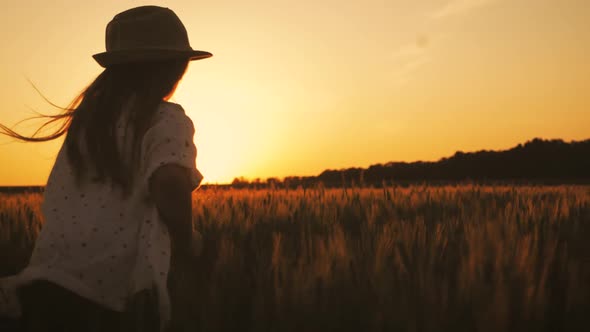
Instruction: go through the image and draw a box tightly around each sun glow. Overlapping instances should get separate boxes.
[0,0,589,185]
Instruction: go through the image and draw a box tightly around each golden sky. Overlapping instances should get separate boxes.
[0,0,588,185]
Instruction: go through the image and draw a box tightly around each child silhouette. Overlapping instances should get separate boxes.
[0,6,211,332]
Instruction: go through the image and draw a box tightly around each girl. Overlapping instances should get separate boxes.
[0,6,211,332]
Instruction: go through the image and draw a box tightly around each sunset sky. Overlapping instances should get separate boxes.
[0,0,588,185]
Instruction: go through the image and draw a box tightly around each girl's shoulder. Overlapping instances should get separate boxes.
[149,101,195,133]
[154,101,192,121]
[157,100,186,115]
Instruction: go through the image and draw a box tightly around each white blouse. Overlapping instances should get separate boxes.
[0,100,203,331]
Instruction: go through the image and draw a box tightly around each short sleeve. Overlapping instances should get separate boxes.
[141,103,204,191]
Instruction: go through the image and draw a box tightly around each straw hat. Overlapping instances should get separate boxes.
[93,6,212,67]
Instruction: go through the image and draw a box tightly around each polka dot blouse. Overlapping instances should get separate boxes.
[0,101,203,329]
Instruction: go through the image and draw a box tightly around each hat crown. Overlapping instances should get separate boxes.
[93,6,212,67]
[105,6,191,52]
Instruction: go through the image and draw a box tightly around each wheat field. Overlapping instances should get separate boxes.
[1,185,589,331]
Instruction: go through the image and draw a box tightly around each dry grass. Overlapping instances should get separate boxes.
[1,185,590,331]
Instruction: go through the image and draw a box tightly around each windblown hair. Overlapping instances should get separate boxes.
[0,59,189,194]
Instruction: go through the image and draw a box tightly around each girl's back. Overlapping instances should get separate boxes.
[39,100,200,316]
[3,99,203,331]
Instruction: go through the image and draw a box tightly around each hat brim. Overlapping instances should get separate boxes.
[92,49,212,68]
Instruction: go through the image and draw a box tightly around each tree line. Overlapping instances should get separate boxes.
[230,138,590,189]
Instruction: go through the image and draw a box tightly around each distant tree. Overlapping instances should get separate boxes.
[231,177,249,189]
[266,177,281,189]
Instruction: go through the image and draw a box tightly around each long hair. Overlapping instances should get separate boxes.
[0,59,189,194]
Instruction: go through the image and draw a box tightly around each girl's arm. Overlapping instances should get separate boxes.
[148,164,195,257]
